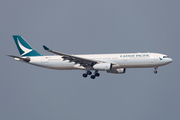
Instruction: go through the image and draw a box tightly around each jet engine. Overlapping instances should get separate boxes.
[107,68,126,74]
[93,63,112,71]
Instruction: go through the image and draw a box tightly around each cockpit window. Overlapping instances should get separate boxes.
[163,56,169,58]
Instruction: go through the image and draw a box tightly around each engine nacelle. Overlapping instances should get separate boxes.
[107,68,126,74]
[93,63,112,71]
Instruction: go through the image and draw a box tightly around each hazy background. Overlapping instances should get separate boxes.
[1,0,180,120]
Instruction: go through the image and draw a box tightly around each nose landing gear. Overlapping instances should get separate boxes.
[154,67,158,74]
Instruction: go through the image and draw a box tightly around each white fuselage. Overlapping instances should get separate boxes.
[20,53,172,71]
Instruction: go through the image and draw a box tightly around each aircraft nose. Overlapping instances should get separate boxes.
[169,58,173,63]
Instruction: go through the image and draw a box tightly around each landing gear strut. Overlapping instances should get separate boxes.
[154,66,158,74]
[95,70,100,77]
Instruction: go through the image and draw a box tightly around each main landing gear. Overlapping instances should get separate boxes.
[154,66,158,74]
[82,70,100,79]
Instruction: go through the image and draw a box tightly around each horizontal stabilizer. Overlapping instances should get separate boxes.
[7,55,31,62]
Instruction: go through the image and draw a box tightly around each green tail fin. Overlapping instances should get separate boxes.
[13,35,43,57]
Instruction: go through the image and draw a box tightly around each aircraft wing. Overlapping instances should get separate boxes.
[43,45,102,67]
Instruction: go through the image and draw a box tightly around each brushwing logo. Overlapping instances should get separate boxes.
[159,57,163,60]
[17,38,32,56]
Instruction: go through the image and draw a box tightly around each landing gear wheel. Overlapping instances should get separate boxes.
[95,73,100,77]
[154,66,158,74]
[83,73,87,78]
[87,71,92,75]
[91,75,95,79]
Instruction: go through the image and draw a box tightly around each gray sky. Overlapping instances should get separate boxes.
[1,0,180,120]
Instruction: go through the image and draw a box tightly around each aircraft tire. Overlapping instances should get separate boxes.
[95,73,100,77]
[91,75,95,79]
[83,73,87,78]
[87,71,92,75]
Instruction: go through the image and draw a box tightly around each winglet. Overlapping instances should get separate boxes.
[43,45,50,51]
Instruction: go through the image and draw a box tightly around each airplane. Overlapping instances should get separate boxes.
[8,35,173,79]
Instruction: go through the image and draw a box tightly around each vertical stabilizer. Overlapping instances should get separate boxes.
[13,35,43,57]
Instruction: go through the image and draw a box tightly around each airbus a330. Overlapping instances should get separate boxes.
[8,35,173,79]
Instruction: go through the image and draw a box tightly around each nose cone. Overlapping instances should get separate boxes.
[168,58,173,63]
